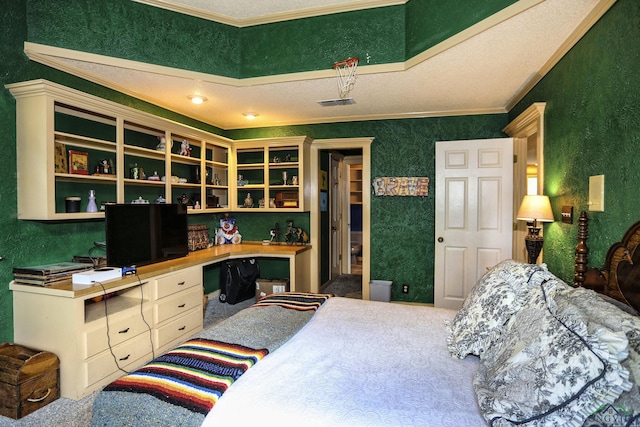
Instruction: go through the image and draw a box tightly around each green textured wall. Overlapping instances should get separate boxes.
[240,7,405,77]
[510,0,640,283]
[27,0,241,78]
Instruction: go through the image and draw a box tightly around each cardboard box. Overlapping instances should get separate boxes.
[256,278,290,301]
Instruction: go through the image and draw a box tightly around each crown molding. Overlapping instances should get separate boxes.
[224,107,508,130]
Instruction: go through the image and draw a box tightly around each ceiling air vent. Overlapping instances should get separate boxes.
[317,98,356,107]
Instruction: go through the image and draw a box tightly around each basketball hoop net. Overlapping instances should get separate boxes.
[332,57,359,99]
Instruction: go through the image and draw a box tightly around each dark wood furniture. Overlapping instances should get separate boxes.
[0,343,59,419]
[574,210,640,313]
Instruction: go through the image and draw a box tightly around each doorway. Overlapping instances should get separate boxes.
[503,102,546,262]
[343,156,363,275]
[309,138,374,299]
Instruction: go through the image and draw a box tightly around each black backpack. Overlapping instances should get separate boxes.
[219,258,260,304]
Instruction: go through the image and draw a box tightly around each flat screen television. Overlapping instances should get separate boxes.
[105,204,189,268]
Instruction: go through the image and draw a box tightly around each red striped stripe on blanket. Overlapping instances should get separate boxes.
[254,292,333,311]
[104,338,268,414]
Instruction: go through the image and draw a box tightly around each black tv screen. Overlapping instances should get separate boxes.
[105,204,189,268]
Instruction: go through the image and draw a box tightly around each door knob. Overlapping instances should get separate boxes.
[437,237,444,243]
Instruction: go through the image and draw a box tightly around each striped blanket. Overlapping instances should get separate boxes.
[103,339,268,415]
[254,292,334,311]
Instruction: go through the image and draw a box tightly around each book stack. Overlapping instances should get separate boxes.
[13,262,94,286]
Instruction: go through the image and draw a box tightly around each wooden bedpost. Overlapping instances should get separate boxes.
[574,211,589,287]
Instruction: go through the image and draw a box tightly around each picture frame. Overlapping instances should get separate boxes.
[54,142,67,173]
[68,150,89,175]
[320,170,328,191]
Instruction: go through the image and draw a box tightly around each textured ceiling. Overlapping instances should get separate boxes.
[25,0,610,129]
[132,0,405,24]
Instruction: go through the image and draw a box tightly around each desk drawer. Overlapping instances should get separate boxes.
[155,287,202,325]
[154,308,202,351]
[83,308,152,359]
[154,267,200,300]
[83,333,152,388]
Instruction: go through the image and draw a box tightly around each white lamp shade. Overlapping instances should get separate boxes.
[517,195,554,222]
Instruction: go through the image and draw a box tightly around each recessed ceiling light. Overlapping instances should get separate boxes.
[243,112,259,119]
[188,95,207,104]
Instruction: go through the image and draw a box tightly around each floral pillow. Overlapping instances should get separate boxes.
[446,259,552,359]
[474,281,632,427]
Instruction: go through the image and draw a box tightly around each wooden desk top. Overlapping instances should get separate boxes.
[10,242,311,298]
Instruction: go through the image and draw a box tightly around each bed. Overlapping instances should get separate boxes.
[91,215,640,427]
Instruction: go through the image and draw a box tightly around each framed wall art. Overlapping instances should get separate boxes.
[54,142,68,173]
[372,177,430,197]
[68,150,89,175]
[320,170,328,191]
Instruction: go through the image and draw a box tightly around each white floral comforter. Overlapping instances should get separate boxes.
[204,297,485,426]
[447,260,640,427]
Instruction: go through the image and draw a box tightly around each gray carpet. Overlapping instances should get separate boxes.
[321,274,362,299]
[0,294,254,427]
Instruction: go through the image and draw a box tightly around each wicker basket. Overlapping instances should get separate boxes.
[188,224,209,251]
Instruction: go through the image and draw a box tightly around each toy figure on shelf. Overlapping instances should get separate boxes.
[180,139,191,156]
[156,135,167,152]
[284,219,309,245]
[270,222,281,243]
[215,214,242,245]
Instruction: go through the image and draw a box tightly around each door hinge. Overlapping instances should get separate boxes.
[513,154,518,163]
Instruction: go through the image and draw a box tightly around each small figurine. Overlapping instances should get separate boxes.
[270,222,281,243]
[215,214,242,245]
[284,219,309,245]
[156,135,167,152]
[244,192,253,208]
[180,139,191,156]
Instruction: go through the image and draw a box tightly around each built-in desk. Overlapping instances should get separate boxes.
[10,242,311,400]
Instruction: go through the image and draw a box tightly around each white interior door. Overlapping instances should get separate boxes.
[434,138,513,309]
[330,153,343,280]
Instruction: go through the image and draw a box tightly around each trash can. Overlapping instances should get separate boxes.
[370,280,392,302]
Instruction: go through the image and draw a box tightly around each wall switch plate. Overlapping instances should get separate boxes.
[588,174,605,212]
[561,206,573,224]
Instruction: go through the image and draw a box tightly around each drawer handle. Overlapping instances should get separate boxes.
[177,281,186,286]
[178,326,186,331]
[119,354,131,361]
[118,327,130,334]
[178,303,186,308]
[27,388,51,403]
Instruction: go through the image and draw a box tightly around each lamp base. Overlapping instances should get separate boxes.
[524,227,544,264]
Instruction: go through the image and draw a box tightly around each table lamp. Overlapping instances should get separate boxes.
[517,195,554,264]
